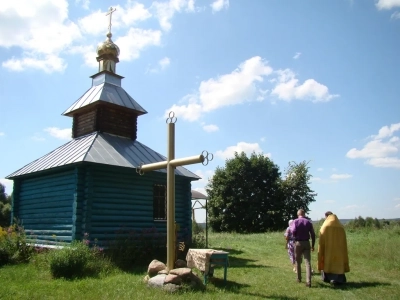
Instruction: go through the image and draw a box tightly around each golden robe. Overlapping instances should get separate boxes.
[318,214,350,274]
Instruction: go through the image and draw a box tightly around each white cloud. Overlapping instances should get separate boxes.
[396,203,400,209]
[3,54,67,73]
[0,0,196,72]
[203,124,219,132]
[152,0,195,31]
[394,197,400,201]
[373,123,400,139]
[116,28,162,61]
[200,56,273,112]
[260,137,266,142]
[0,0,81,73]
[256,89,269,101]
[147,57,171,73]
[293,52,301,59]
[0,132,5,136]
[365,157,400,168]
[165,56,273,121]
[0,178,13,195]
[75,0,90,10]
[215,142,270,160]
[194,169,215,185]
[168,96,203,121]
[330,173,353,180]
[78,10,108,36]
[44,127,71,140]
[67,45,97,68]
[376,0,400,10]
[346,122,400,169]
[271,69,339,102]
[391,11,400,18]
[159,57,170,69]
[120,2,152,26]
[211,0,229,13]
[317,167,323,171]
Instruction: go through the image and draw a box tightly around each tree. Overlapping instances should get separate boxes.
[206,152,284,233]
[280,161,317,221]
[0,182,12,227]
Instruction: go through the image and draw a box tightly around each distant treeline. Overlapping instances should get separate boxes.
[197,217,400,231]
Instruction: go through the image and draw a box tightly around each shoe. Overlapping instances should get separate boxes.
[305,282,311,288]
[330,280,336,286]
[297,279,301,283]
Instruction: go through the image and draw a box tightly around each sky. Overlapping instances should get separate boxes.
[1,0,400,223]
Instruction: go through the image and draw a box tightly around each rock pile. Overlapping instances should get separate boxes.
[144,259,205,292]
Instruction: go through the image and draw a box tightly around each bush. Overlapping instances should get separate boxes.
[0,224,35,266]
[48,238,110,279]
[191,233,206,248]
[191,221,206,248]
[49,241,91,279]
[105,227,167,270]
[346,216,396,231]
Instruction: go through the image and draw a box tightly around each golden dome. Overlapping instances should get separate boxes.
[96,33,120,58]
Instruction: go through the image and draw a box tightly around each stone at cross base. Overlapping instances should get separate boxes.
[145,259,205,292]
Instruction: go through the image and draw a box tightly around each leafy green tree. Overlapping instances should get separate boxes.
[0,183,12,227]
[206,152,283,233]
[280,161,317,220]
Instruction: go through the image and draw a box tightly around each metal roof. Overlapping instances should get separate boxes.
[6,132,200,180]
[62,72,147,116]
[191,190,208,200]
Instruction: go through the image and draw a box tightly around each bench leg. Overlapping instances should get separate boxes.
[223,264,227,284]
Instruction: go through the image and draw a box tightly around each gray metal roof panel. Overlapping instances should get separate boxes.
[6,133,200,180]
[6,133,97,178]
[93,133,199,179]
[62,83,147,115]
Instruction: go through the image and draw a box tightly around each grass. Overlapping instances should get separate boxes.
[1,228,399,300]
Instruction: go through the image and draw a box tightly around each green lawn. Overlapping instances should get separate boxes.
[1,228,399,300]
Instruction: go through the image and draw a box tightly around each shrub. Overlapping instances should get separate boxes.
[105,227,167,270]
[191,221,206,248]
[49,241,91,279]
[48,237,112,279]
[192,220,204,235]
[191,232,206,248]
[0,223,35,266]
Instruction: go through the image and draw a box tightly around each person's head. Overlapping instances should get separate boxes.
[297,209,305,217]
[325,211,333,218]
[288,219,294,227]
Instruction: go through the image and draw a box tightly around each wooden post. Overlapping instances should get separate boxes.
[137,111,213,270]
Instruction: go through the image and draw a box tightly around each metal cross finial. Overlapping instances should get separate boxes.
[106,7,116,34]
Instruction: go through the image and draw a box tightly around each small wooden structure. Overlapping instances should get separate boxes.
[6,9,200,247]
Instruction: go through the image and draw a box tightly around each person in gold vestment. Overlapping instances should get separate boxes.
[318,213,350,285]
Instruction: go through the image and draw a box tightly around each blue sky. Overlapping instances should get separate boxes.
[1,0,400,222]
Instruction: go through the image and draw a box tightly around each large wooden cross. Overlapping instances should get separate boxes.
[136,111,213,270]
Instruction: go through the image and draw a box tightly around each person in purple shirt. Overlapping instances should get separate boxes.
[291,209,316,288]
